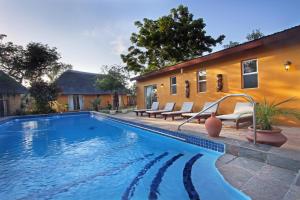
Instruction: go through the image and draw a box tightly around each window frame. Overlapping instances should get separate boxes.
[170,76,177,95]
[197,68,207,93]
[241,59,259,89]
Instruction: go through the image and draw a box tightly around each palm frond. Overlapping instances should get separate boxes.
[273,97,297,107]
[276,108,300,120]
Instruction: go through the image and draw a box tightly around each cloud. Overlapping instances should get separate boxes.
[110,36,127,55]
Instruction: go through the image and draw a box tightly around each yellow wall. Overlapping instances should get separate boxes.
[56,94,129,111]
[136,39,300,126]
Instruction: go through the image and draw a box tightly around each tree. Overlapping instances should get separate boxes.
[47,63,72,82]
[0,34,7,41]
[29,81,60,113]
[95,65,128,110]
[223,41,240,49]
[0,37,72,83]
[121,5,225,74]
[246,29,264,41]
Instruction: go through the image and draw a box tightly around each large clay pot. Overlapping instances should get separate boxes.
[205,113,222,137]
[246,126,287,147]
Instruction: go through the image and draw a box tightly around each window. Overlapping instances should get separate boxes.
[242,59,258,89]
[197,68,207,92]
[170,77,177,94]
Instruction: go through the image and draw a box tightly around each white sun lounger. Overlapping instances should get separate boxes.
[162,102,194,120]
[133,102,159,116]
[146,102,175,118]
[182,102,219,123]
[217,102,253,129]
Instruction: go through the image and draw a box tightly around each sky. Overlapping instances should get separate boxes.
[1,0,300,73]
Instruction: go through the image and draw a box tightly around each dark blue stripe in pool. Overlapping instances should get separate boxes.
[18,153,155,200]
[183,154,203,200]
[148,153,184,200]
[122,152,169,200]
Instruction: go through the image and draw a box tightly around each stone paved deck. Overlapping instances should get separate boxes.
[217,155,300,200]
[113,112,300,200]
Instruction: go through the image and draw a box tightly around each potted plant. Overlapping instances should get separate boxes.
[246,98,300,147]
[121,107,128,114]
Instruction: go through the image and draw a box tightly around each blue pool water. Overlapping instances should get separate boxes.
[0,113,250,200]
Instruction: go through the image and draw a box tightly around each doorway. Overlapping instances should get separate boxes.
[68,95,84,111]
[144,85,157,109]
[0,95,8,117]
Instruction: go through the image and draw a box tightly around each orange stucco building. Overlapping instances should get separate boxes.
[133,25,300,126]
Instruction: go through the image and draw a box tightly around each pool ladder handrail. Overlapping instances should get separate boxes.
[177,93,257,144]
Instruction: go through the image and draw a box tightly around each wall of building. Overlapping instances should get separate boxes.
[56,94,129,111]
[1,94,22,116]
[136,38,300,126]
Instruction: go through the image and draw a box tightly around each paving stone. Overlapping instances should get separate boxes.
[269,147,300,161]
[219,164,254,189]
[267,153,300,172]
[295,172,300,186]
[216,154,236,168]
[239,147,267,162]
[241,141,272,152]
[229,157,266,173]
[225,144,240,156]
[283,185,300,200]
[241,176,290,200]
[257,165,297,185]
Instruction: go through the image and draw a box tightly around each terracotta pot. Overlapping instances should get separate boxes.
[246,126,287,147]
[205,113,222,137]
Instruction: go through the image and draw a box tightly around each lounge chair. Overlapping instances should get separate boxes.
[146,102,175,118]
[133,102,159,116]
[182,102,219,123]
[162,102,194,120]
[217,102,253,129]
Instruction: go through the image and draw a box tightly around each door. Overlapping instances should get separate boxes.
[0,95,7,117]
[144,85,157,109]
[68,95,84,110]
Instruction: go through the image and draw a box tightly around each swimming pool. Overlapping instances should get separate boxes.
[0,113,250,200]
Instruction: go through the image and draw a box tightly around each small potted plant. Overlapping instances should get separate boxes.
[247,97,300,147]
[121,107,128,114]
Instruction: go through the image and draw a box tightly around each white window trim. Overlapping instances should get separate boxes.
[242,59,259,89]
[197,69,207,93]
[170,76,177,95]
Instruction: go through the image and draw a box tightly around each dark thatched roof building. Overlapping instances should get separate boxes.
[56,70,125,95]
[55,70,129,111]
[0,71,27,117]
[0,70,27,95]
